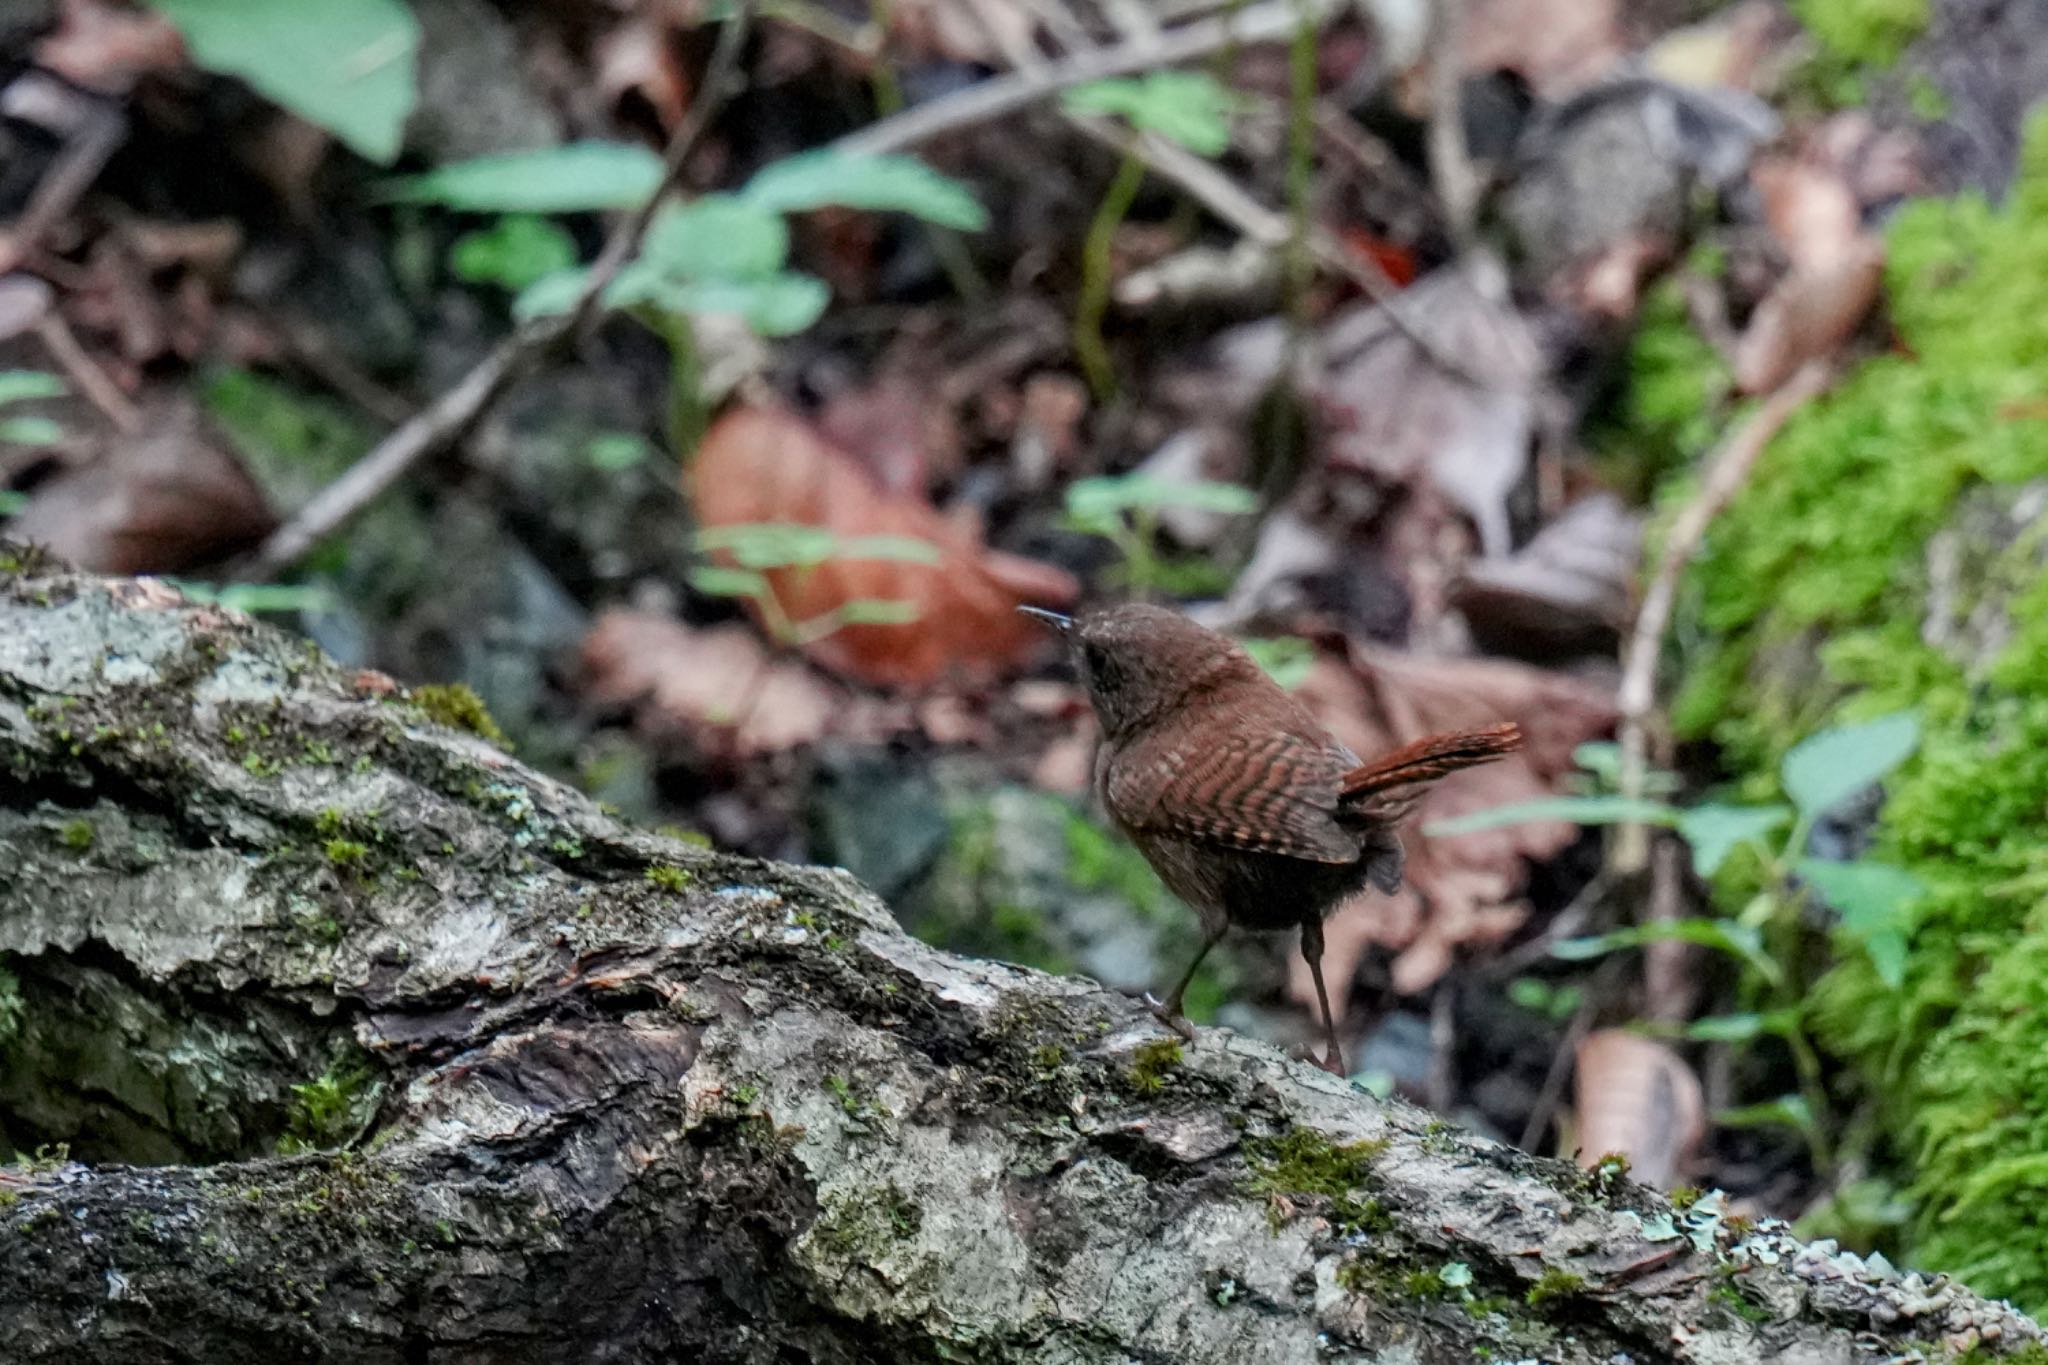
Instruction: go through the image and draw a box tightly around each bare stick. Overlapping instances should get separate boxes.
[832,0,1338,156]
[1424,0,1478,247]
[246,9,753,579]
[1612,360,1834,870]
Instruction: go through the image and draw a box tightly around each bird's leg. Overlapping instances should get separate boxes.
[1300,917,1347,1077]
[1147,930,1222,1043]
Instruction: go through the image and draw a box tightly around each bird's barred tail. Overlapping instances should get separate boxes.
[1338,723,1523,804]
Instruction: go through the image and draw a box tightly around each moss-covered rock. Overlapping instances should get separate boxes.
[1673,110,2048,1310]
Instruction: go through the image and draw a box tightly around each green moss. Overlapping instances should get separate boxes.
[1790,0,1926,68]
[644,864,692,893]
[57,818,93,852]
[1128,1038,1182,1094]
[278,1059,380,1154]
[1524,1268,1585,1310]
[0,967,21,1048]
[1708,1273,1774,1326]
[1669,110,2048,1311]
[323,838,369,867]
[410,683,507,746]
[1243,1127,1391,1234]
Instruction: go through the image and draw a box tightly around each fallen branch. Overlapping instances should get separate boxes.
[0,558,2036,1362]
[244,9,753,579]
[1613,359,1836,870]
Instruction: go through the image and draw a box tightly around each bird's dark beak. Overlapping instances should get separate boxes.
[1017,605,1073,633]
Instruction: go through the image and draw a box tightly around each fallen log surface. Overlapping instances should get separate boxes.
[0,554,2036,1363]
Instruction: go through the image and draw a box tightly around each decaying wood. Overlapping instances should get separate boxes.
[0,553,2036,1363]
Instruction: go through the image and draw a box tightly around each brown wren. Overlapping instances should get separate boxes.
[1023,602,1521,1076]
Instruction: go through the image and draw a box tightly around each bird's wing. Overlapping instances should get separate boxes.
[1105,725,1358,863]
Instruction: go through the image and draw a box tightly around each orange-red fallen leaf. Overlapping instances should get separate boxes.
[1338,229,1420,288]
[578,609,908,759]
[1572,1030,1706,1189]
[688,405,1079,691]
[1286,644,1616,1005]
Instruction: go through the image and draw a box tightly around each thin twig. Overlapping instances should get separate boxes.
[833,0,1338,156]
[246,9,753,579]
[1424,0,1478,247]
[973,0,1477,378]
[34,311,139,433]
[1612,360,1835,870]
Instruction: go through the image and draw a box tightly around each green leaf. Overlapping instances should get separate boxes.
[633,274,831,337]
[1507,976,1582,1021]
[0,490,28,515]
[638,195,791,281]
[148,0,419,165]
[1677,803,1793,878]
[1716,1094,1814,1133]
[1780,710,1920,823]
[688,566,770,599]
[1796,857,1923,988]
[834,598,922,626]
[584,433,653,471]
[1680,1012,1792,1043]
[742,150,988,230]
[696,523,840,570]
[1062,71,1237,156]
[0,371,65,407]
[836,534,942,564]
[1552,918,1776,982]
[449,215,577,291]
[1064,474,1258,522]
[511,267,589,321]
[1240,636,1315,691]
[1424,795,1680,837]
[0,417,63,447]
[381,142,665,211]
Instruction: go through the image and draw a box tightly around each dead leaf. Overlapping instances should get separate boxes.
[594,14,692,131]
[34,0,184,95]
[814,371,958,498]
[1287,644,1615,1004]
[1462,0,1623,98]
[1456,492,1641,653]
[578,609,905,758]
[890,0,1037,66]
[1313,256,1543,559]
[688,405,1078,691]
[1572,1030,1705,1188]
[7,393,274,573]
[1731,155,1886,394]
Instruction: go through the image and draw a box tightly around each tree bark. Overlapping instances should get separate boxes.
[0,553,2036,1364]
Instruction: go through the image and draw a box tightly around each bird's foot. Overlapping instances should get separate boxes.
[1289,1042,1348,1077]
[1143,994,1200,1044]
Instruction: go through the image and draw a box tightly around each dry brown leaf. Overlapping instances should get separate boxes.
[1462,0,1623,98]
[1733,156,1885,393]
[34,0,184,95]
[889,0,1037,66]
[8,394,274,573]
[1733,237,1883,394]
[578,609,906,759]
[1287,644,1615,1005]
[1572,1030,1706,1188]
[689,405,1078,691]
[1313,259,1543,559]
[1456,492,1642,653]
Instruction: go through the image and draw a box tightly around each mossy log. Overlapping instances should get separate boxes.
[0,558,2038,1364]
